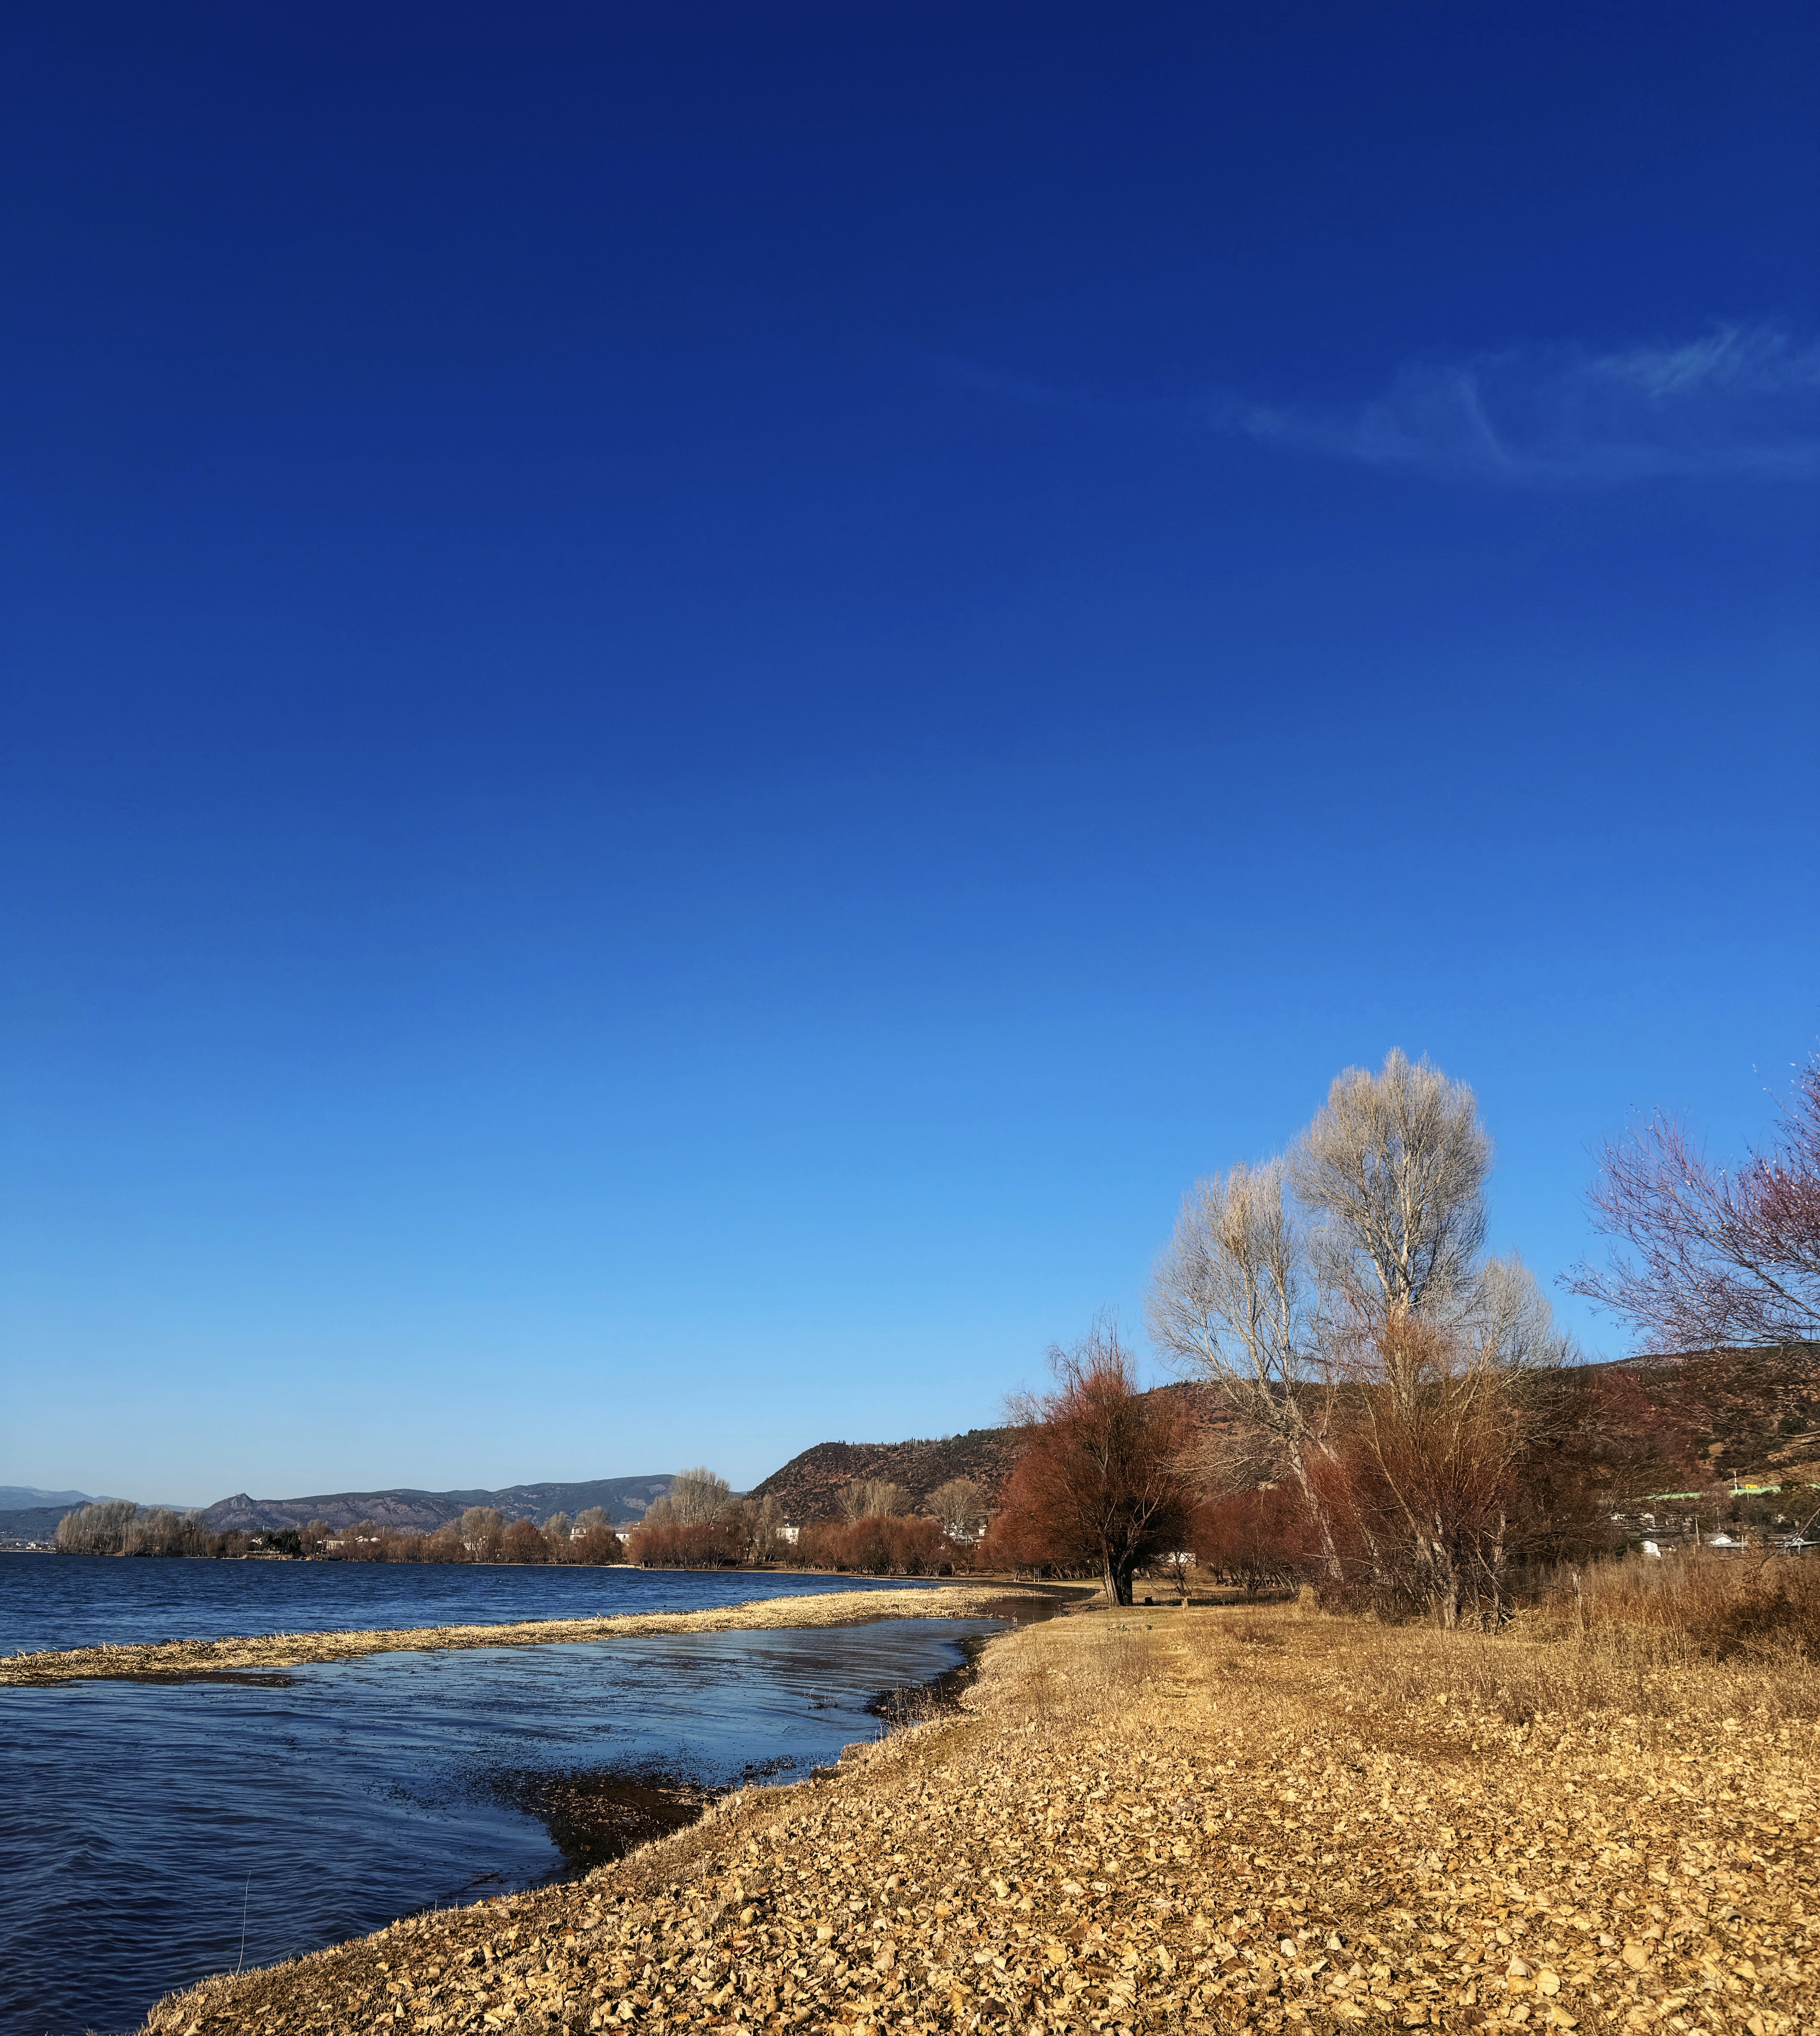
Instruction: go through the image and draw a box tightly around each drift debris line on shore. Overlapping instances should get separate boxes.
[0,1585,1048,1687]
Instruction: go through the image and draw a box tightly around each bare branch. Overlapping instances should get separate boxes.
[1567,1053,1820,1351]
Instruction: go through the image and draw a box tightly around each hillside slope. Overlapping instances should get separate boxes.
[197,1476,675,1534]
[746,1427,1039,1523]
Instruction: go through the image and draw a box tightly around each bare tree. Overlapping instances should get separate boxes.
[926,1476,991,1540]
[1154,1051,1574,1613]
[1287,1052,1570,1620]
[1147,1159,1342,1580]
[459,1505,504,1561]
[54,1498,139,1555]
[1338,1263,1573,1627]
[840,1479,913,1522]
[1568,1052,1820,1352]
[741,1493,791,1560]
[1292,1048,1491,1326]
[663,1468,735,1525]
[1474,1250,1574,1371]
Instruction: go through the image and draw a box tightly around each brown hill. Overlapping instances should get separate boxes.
[748,1351,1820,1528]
[1607,1342,1820,1485]
[747,1385,1222,1525]
[747,1428,1034,1525]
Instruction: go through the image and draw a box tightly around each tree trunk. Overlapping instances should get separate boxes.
[1285,1439,1344,1585]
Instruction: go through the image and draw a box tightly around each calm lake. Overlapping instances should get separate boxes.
[0,1557,1010,2036]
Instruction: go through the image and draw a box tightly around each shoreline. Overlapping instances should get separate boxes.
[0,1582,1071,1687]
[485,1620,1023,1884]
[135,1600,1817,2035]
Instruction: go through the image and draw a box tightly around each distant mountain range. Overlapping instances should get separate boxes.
[196,1476,677,1534]
[0,1486,106,1510]
[0,1476,676,1545]
[0,1490,191,1541]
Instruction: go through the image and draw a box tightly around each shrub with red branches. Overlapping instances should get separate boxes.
[624,1517,746,1568]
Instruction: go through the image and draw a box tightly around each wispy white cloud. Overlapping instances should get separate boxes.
[1218,323,1820,484]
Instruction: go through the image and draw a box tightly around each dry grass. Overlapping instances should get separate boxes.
[0,1585,1053,1687]
[1532,1555,1820,1670]
[136,1594,1818,2035]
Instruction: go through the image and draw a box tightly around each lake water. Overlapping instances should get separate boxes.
[0,1557,1008,2036]
[1,1550,912,1655]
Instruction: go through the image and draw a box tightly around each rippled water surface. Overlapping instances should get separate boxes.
[0,1559,993,2036]
[0,1550,914,1655]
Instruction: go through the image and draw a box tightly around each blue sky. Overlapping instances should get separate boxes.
[3,4,1817,1505]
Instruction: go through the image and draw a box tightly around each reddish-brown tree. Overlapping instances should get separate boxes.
[1191,1485,1322,1598]
[501,1517,548,1563]
[1571,1050,1820,1352]
[991,1321,1196,1605]
[570,1508,624,1564]
[795,1516,948,1575]
[624,1516,744,1567]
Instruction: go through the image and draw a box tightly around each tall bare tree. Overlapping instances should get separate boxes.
[1154,1051,1572,1610]
[1147,1159,1342,1580]
[1568,1051,1820,1352]
[1288,1053,1570,1617]
[660,1468,735,1526]
[1292,1048,1491,1327]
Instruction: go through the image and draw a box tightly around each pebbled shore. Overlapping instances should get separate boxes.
[135,1604,1818,2034]
[0,1584,1053,1687]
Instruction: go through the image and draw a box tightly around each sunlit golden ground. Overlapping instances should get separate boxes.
[141,1598,1817,2035]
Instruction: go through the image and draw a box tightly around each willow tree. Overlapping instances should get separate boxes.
[995,1321,1195,1605]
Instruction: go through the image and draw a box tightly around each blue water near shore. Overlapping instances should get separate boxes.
[0,1557,1000,2036]
[1,1549,920,1655]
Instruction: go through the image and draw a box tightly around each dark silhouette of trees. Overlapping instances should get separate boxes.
[991,1320,1195,1605]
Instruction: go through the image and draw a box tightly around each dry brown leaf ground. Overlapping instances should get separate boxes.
[138,1604,1818,2036]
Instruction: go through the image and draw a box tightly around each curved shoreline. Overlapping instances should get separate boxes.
[0,1583,1060,1687]
[134,1604,1820,2036]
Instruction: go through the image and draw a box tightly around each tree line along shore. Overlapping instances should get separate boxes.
[45,1471,1002,1576]
[42,1044,1820,1629]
